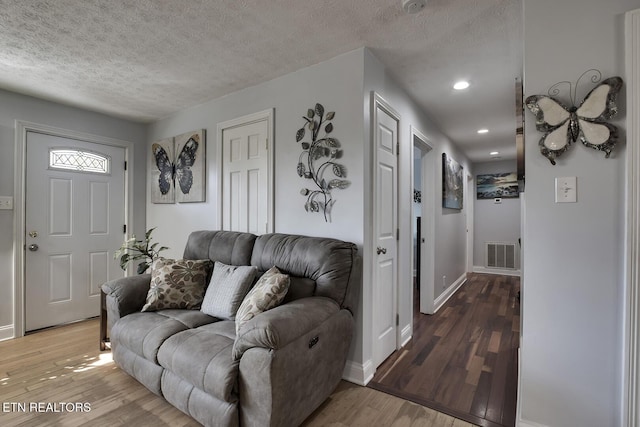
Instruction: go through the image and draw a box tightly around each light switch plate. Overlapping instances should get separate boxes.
[0,196,13,210]
[555,177,577,203]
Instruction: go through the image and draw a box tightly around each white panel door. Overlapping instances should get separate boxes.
[25,132,126,331]
[373,98,399,367]
[222,120,269,234]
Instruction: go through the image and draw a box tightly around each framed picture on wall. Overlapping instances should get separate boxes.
[476,172,519,199]
[442,153,463,209]
[150,129,206,204]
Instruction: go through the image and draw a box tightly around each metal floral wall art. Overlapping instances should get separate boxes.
[296,103,349,222]
[525,69,623,165]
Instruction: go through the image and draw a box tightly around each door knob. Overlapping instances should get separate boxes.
[376,246,387,255]
[28,244,39,252]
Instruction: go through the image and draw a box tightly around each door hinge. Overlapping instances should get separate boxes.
[124,161,127,171]
[396,228,399,240]
[396,142,400,155]
[266,138,268,150]
[123,224,127,234]
[396,313,399,326]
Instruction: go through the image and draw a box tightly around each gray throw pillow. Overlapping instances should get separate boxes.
[201,261,257,320]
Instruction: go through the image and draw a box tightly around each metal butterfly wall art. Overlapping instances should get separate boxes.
[525,70,623,165]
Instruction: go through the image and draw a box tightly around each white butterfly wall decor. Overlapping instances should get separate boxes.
[525,73,623,165]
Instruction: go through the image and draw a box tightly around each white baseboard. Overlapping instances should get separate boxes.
[0,324,14,342]
[517,419,549,427]
[342,358,374,386]
[400,324,412,348]
[473,265,521,277]
[433,273,467,313]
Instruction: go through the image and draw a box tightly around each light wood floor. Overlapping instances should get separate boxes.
[0,319,476,427]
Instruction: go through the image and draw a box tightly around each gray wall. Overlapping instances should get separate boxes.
[0,89,147,331]
[521,0,637,425]
[472,160,520,269]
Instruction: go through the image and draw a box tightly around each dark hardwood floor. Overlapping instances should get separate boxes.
[368,273,520,427]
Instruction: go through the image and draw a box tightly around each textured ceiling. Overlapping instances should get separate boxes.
[0,0,522,162]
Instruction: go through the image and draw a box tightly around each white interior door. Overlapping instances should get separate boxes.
[25,132,126,331]
[372,95,399,368]
[222,120,269,234]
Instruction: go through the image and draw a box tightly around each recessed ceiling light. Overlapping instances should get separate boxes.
[477,129,489,134]
[453,81,470,90]
[490,151,500,156]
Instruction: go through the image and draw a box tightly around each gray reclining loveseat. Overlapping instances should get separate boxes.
[102,230,361,427]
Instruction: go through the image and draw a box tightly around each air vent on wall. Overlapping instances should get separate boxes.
[486,242,516,270]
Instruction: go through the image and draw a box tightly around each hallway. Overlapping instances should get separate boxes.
[369,273,520,427]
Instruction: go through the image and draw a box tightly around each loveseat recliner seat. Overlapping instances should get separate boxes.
[101,230,361,427]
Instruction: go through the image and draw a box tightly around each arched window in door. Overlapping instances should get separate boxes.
[49,148,111,174]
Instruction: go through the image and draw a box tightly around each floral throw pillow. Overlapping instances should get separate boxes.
[141,258,213,312]
[235,266,290,335]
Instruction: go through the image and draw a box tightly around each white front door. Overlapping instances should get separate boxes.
[222,119,270,234]
[25,132,126,331]
[372,95,400,367]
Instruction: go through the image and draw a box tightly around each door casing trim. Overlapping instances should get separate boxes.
[624,8,640,426]
[216,109,274,233]
[411,126,436,315]
[370,92,402,365]
[13,121,134,338]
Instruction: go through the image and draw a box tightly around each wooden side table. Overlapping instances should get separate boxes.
[100,289,110,351]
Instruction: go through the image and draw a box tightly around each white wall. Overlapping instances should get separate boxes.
[0,89,147,334]
[521,1,637,425]
[472,159,520,269]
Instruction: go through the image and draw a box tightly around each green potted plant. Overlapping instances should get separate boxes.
[114,227,168,274]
